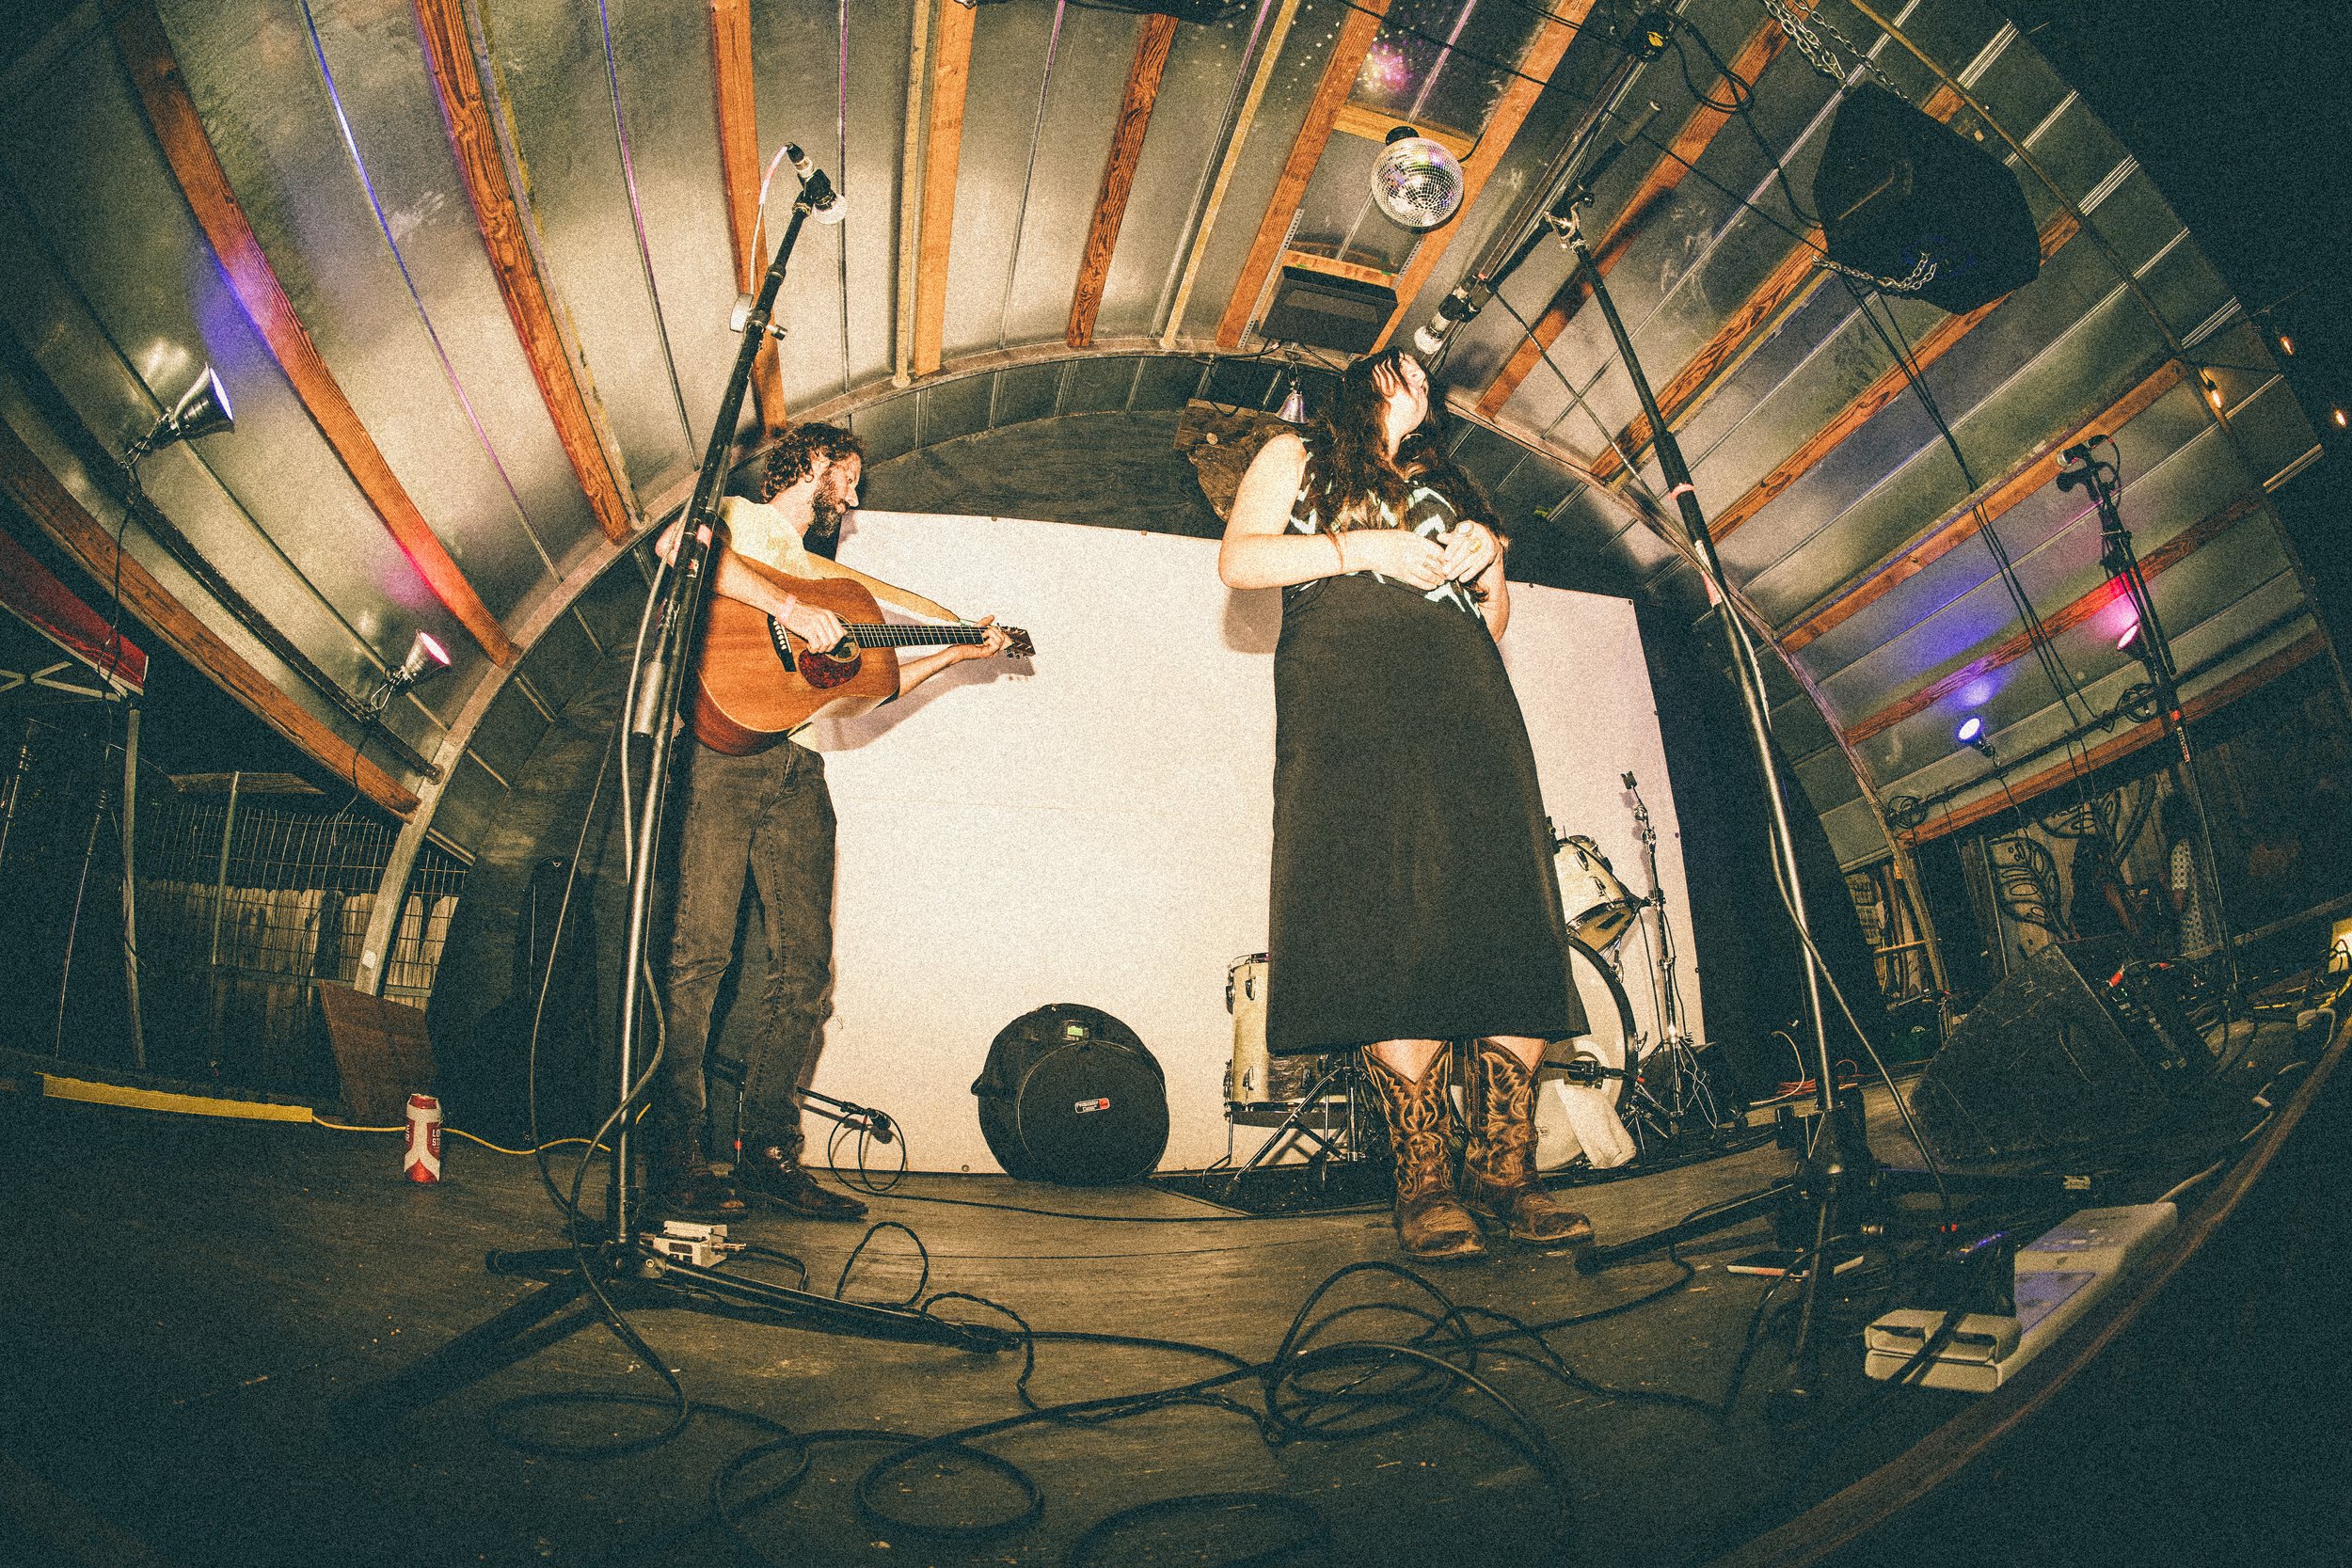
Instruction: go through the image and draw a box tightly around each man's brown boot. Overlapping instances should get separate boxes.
[1460,1038,1593,1250]
[1359,1049,1486,1265]
[644,1121,747,1222]
[739,1133,868,1222]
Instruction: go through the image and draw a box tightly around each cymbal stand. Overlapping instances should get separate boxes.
[1620,770,1724,1137]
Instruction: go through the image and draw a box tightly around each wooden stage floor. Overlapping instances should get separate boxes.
[0,1019,2344,1568]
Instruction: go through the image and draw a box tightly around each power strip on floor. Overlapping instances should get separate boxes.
[1864,1203,2178,1393]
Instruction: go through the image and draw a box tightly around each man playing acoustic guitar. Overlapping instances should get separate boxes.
[650,420,1013,1223]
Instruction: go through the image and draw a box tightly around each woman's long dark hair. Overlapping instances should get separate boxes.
[1306,347,1499,536]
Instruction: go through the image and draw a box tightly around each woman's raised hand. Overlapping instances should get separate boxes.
[1338,527,1448,589]
[1438,521,1500,583]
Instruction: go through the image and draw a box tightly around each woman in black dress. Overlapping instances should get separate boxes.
[1218,348,1591,1263]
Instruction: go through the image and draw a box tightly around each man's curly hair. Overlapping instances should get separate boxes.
[759,421,864,499]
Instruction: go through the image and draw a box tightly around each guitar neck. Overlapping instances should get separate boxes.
[844,622,989,648]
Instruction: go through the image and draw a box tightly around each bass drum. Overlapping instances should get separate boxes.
[1534,934,1642,1172]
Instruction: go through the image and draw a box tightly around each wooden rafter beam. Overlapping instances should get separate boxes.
[114,3,516,666]
[1068,14,1179,349]
[1159,0,1303,349]
[1373,7,1585,353]
[1215,0,1390,351]
[911,0,977,377]
[1908,630,2325,843]
[1331,101,1472,160]
[414,0,636,544]
[1581,85,1967,484]
[1702,211,2080,544]
[0,420,420,817]
[1279,249,1397,291]
[1474,13,1790,419]
[1784,358,2189,655]
[707,0,787,435]
[1842,492,2267,745]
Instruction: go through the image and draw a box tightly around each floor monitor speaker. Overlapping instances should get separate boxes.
[1906,942,2204,1162]
[1814,84,2042,314]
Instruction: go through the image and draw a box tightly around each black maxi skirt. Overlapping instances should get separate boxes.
[1264,572,1585,1053]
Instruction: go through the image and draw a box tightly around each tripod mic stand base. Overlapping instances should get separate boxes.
[337,1228,1015,1437]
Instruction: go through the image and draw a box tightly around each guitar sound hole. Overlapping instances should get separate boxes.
[770,617,861,690]
[798,642,862,690]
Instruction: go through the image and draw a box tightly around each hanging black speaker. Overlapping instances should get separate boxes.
[1813,84,2042,314]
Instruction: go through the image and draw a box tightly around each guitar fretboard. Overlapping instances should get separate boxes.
[839,623,987,647]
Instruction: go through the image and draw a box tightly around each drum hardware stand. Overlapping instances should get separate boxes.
[1220,1054,1380,1194]
[338,153,1013,1437]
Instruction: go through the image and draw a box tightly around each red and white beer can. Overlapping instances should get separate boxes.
[403,1093,443,1182]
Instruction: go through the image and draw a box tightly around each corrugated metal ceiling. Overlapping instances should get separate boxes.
[0,0,2333,906]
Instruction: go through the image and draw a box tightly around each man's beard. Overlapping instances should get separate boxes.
[806,497,846,552]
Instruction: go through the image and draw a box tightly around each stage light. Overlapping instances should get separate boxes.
[2116,620,2141,651]
[2334,407,2347,429]
[2201,372,2224,411]
[1369,126,1465,230]
[1956,715,1995,759]
[392,630,452,689]
[2278,333,2295,356]
[125,365,234,464]
[364,630,452,720]
[1277,372,1306,423]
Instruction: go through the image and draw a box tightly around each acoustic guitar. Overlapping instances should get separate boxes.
[691,558,1033,754]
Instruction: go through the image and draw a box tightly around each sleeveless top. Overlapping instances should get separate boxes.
[1283,439,1485,622]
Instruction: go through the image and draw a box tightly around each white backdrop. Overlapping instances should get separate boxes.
[801,512,1702,1173]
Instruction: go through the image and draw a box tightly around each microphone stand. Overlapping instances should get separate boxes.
[340,159,1012,1436]
[2063,451,2244,1008]
[1529,170,2060,1415]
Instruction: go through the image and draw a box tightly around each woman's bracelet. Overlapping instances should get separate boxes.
[777,594,799,624]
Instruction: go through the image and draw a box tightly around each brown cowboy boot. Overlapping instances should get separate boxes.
[739,1131,868,1222]
[643,1119,746,1223]
[1359,1049,1486,1265]
[1461,1038,1594,1250]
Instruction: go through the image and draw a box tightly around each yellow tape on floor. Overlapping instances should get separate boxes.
[40,1073,315,1122]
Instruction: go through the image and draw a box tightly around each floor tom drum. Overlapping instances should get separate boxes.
[1555,834,1641,954]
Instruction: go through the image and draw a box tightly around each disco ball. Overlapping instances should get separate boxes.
[1369,128,1465,230]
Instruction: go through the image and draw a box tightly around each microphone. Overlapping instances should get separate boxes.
[1411,279,1493,358]
[1413,102,1664,357]
[783,143,848,225]
[1622,771,1637,789]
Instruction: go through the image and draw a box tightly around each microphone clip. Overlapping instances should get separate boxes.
[779,141,848,225]
[797,166,841,218]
